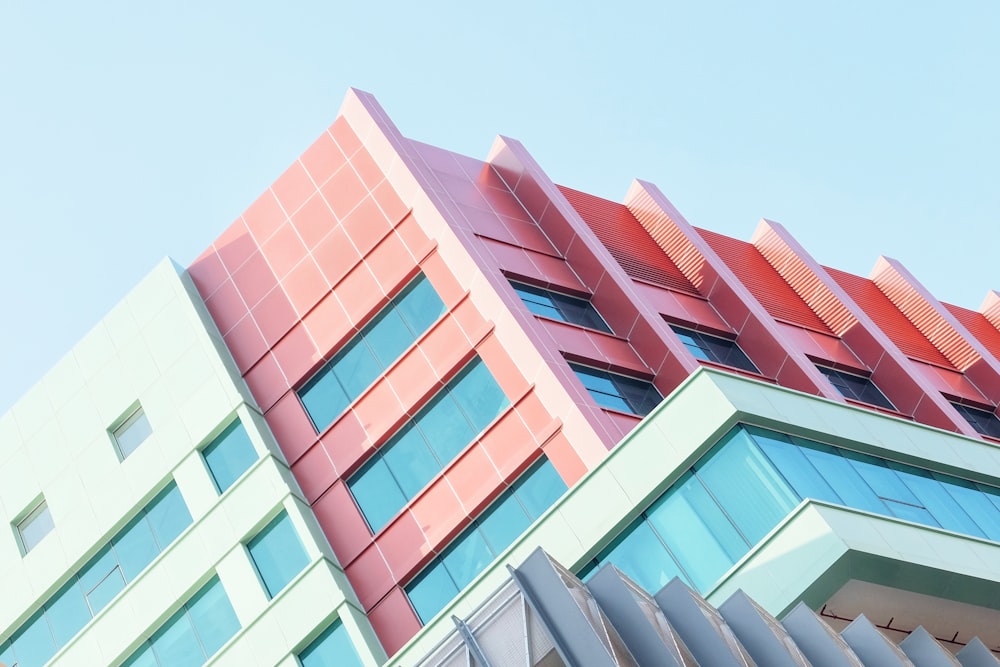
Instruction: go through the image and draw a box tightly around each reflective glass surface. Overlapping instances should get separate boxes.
[669,325,759,374]
[817,366,896,410]
[202,420,258,493]
[570,364,661,416]
[114,408,152,458]
[952,402,1000,438]
[511,282,612,333]
[18,502,54,553]
[247,511,310,598]
[298,618,364,667]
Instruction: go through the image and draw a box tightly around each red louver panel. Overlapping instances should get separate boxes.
[945,303,1000,363]
[697,228,833,334]
[827,267,953,367]
[557,185,700,295]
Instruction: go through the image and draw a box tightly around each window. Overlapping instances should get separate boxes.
[511,281,611,333]
[112,405,152,459]
[349,357,508,533]
[297,618,364,667]
[0,483,192,666]
[247,511,310,598]
[405,458,567,623]
[298,274,446,433]
[121,576,240,667]
[570,364,661,416]
[669,325,759,374]
[816,365,895,411]
[202,419,258,493]
[951,402,1000,439]
[16,500,53,554]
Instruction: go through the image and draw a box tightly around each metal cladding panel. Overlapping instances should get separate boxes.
[654,578,757,667]
[557,185,701,295]
[840,615,916,667]
[586,565,696,667]
[945,303,1000,363]
[697,228,833,334]
[956,638,1000,667]
[826,267,953,367]
[781,603,865,667]
[899,627,962,667]
[718,590,811,667]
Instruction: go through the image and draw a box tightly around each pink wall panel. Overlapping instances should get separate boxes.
[410,475,468,549]
[311,480,373,567]
[299,130,347,187]
[367,588,422,656]
[377,511,428,581]
[343,544,394,611]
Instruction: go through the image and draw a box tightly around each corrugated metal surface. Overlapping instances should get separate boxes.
[697,227,833,334]
[944,303,1000,363]
[827,267,953,367]
[558,185,700,295]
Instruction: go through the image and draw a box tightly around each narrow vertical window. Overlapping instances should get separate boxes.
[202,420,258,493]
[247,511,310,598]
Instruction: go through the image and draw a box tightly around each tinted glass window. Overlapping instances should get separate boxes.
[203,420,258,493]
[511,282,612,333]
[247,511,310,598]
[113,407,152,458]
[669,325,759,374]
[570,364,661,416]
[952,402,1000,438]
[816,366,895,410]
[298,618,364,667]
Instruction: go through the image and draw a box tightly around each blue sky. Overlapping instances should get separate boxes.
[1,1,997,414]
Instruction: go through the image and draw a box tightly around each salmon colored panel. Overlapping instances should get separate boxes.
[386,347,438,414]
[707,282,753,336]
[368,232,418,295]
[271,323,320,387]
[603,409,643,444]
[281,256,329,317]
[204,279,250,336]
[312,481,372,566]
[264,388,316,460]
[243,353,289,413]
[261,222,308,281]
[321,409,371,475]
[542,431,587,485]
[322,164,368,220]
[291,193,339,250]
[917,362,986,403]
[188,250,228,299]
[484,240,541,281]
[342,196,392,258]
[536,199,576,256]
[841,327,886,369]
[733,318,791,380]
[231,252,278,310]
[335,262,385,325]
[344,544,394,611]
[251,286,297,347]
[675,294,731,330]
[377,511,428,581]
[513,391,556,437]
[302,293,354,359]
[222,316,268,374]
[330,116,363,158]
[465,209,517,246]
[452,297,493,346]
[243,190,286,244]
[483,186,533,224]
[353,378,406,446]
[290,444,336,504]
[419,318,472,382]
[395,212,434,261]
[367,588,422,656]
[215,219,259,274]
[593,335,647,374]
[505,217,557,255]
[511,174,549,223]
[350,147,385,190]
[410,476,467,551]
[313,224,362,289]
[449,444,505,516]
[420,252,467,310]
[540,319,603,361]
[272,161,317,217]
[475,334,528,400]
[373,180,409,226]
[479,410,536,481]
[872,365,922,416]
[300,131,347,188]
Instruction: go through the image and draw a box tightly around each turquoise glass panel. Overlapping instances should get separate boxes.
[364,307,412,366]
[451,360,508,433]
[146,483,193,548]
[602,519,684,592]
[121,646,159,667]
[187,577,240,657]
[478,499,530,554]
[890,464,982,537]
[247,512,310,598]
[442,529,493,589]
[417,392,475,464]
[114,514,160,581]
[513,459,568,519]
[381,426,440,497]
[46,580,90,647]
[794,441,885,514]
[350,456,407,532]
[940,475,1000,541]
[150,609,202,667]
[298,619,364,667]
[12,609,56,667]
[407,563,458,623]
[299,366,350,432]
[395,274,446,334]
[749,427,842,504]
[203,420,257,493]
[332,338,381,398]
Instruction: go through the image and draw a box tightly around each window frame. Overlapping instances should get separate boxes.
[668,324,759,374]
[509,280,613,334]
[951,401,1000,439]
[246,510,311,599]
[815,364,896,411]
[569,362,662,416]
[15,498,54,555]
[201,418,259,494]
[111,404,153,460]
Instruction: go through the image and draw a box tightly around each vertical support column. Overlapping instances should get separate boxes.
[751,220,973,435]
[625,180,838,400]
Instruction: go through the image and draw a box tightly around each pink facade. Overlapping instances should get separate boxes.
[189,89,1000,655]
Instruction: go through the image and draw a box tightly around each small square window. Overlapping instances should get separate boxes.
[816,365,895,411]
[247,511,310,598]
[203,420,258,494]
[112,406,152,459]
[16,500,54,554]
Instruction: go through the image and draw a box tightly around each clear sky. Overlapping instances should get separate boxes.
[1,1,998,414]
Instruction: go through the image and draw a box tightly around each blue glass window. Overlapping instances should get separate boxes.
[669,325,759,374]
[349,357,508,533]
[405,458,567,623]
[122,576,240,667]
[570,364,661,416]
[511,281,612,333]
[298,618,364,667]
[0,482,192,667]
[816,365,895,411]
[17,501,54,554]
[113,406,152,459]
[951,402,1000,438]
[247,511,310,598]
[299,274,446,433]
[202,419,258,493]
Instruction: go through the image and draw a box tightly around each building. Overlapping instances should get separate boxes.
[3,87,1000,665]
